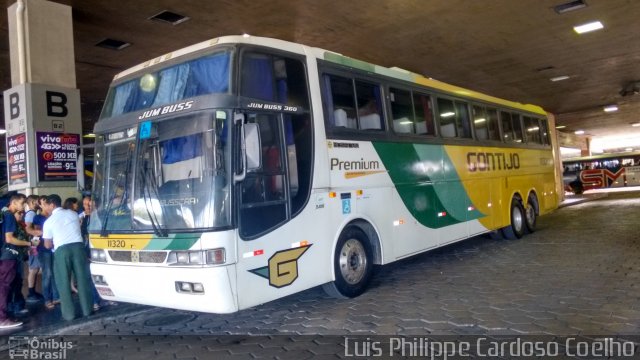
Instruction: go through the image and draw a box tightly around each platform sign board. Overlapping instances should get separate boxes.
[7,133,29,186]
[36,132,79,181]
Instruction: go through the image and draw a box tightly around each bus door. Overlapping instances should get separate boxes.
[234,111,319,310]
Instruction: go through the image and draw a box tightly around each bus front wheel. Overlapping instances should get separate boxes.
[323,226,373,299]
[502,197,525,240]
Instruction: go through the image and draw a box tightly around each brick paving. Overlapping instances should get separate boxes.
[2,190,640,358]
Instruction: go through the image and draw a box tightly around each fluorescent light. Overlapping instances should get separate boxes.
[604,105,618,112]
[574,130,585,135]
[550,75,570,82]
[527,127,540,132]
[399,121,413,125]
[441,112,455,118]
[574,21,604,34]
[83,133,96,138]
[474,118,486,124]
[556,125,567,129]
[0,129,6,135]
[632,123,640,127]
[554,0,587,14]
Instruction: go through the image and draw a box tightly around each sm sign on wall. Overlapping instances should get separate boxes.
[3,84,82,189]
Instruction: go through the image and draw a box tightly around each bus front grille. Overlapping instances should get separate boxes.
[108,250,167,263]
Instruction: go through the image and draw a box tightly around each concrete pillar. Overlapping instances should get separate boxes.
[3,0,82,200]
[547,113,565,203]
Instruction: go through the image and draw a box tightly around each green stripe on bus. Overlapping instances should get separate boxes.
[324,52,376,73]
[144,233,201,250]
[372,142,484,228]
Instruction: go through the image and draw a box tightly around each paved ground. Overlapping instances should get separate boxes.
[1,189,639,358]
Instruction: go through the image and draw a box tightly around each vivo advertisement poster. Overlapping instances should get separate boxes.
[7,133,28,186]
[36,132,80,181]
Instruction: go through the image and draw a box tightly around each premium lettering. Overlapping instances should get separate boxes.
[331,158,380,171]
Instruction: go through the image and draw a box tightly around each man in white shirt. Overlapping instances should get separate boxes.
[42,194,93,320]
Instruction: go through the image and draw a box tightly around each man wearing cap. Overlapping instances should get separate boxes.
[42,194,93,320]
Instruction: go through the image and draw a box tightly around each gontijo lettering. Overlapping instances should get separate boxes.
[467,152,520,172]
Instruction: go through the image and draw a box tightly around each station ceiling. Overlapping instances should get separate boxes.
[2,0,640,150]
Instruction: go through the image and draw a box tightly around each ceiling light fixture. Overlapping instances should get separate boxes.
[0,129,6,135]
[83,133,96,138]
[556,125,567,129]
[574,130,585,135]
[573,21,604,34]
[149,10,190,25]
[603,105,618,112]
[550,75,570,82]
[632,123,640,127]
[95,38,131,50]
[554,0,587,14]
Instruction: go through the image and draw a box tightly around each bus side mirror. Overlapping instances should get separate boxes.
[245,123,261,171]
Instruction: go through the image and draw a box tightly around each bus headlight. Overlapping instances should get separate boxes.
[167,248,225,266]
[91,249,107,263]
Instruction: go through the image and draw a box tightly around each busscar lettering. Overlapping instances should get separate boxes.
[467,152,520,172]
[330,158,380,171]
[138,101,194,120]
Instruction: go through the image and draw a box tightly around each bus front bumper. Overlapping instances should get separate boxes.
[90,262,238,314]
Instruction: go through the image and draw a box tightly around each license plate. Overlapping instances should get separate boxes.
[96,286,114,297]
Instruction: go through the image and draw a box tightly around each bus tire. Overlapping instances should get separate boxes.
[524,194,538,233]
[322,226,373,299]
[501,197,525,240]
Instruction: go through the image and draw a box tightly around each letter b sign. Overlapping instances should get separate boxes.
[46,91,68,117]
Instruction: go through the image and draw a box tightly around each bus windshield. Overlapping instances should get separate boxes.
[100,50,231,119]
[90,109,232,234]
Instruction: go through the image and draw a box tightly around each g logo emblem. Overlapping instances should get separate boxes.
[249,245,312,288]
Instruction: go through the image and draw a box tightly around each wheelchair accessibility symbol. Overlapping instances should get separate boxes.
[342,199,351,214]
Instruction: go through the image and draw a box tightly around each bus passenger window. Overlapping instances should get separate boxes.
[390,88,414,134]
[540,118,550,145]
[413,93,435,135]
[437,98,457,138]
[512,113,524,143]
[524,116,542,144]
[473,105,488,140]
[486,108,501,141]
[455,101,472,138]
[355,81,384,130]
[500,111,514,142]
[324,75,357,129]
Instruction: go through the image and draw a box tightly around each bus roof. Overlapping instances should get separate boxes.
[112,35,546,116]
[563,151,640,163]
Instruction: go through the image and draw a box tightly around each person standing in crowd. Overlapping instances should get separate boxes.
[24,195,43,302]
[42,194,93,321]
[35,196,59,310]
[79,195,102,310]
[0,194,31,328]
[63,197,79,212]
[7,194,28,317]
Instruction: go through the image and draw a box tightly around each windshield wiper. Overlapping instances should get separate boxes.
[139,154,168,237]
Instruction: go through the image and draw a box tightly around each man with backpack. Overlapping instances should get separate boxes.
[0,194,32,329]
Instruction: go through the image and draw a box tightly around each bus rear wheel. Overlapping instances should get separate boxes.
[323,226,373,299]
[524,194,538,233]
[502,197,525,240]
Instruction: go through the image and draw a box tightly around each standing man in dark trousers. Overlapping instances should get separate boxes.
[0,194,30,328]
[42,194,93,321]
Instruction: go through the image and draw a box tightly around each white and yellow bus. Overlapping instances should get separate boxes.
[87,35,559,313]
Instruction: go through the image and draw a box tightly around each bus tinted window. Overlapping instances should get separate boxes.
[540,118,550,145]
[438,98,457,138]
[500,111,513,142]
[390,88,414,134]
[486,107,501,141]
[355,81,384,130]
[414,93,435,135]
[512,113,524,143]
[325,74,357,129]
[455,101,472,138]
[472,105,488,140]
[524,116,542,144]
